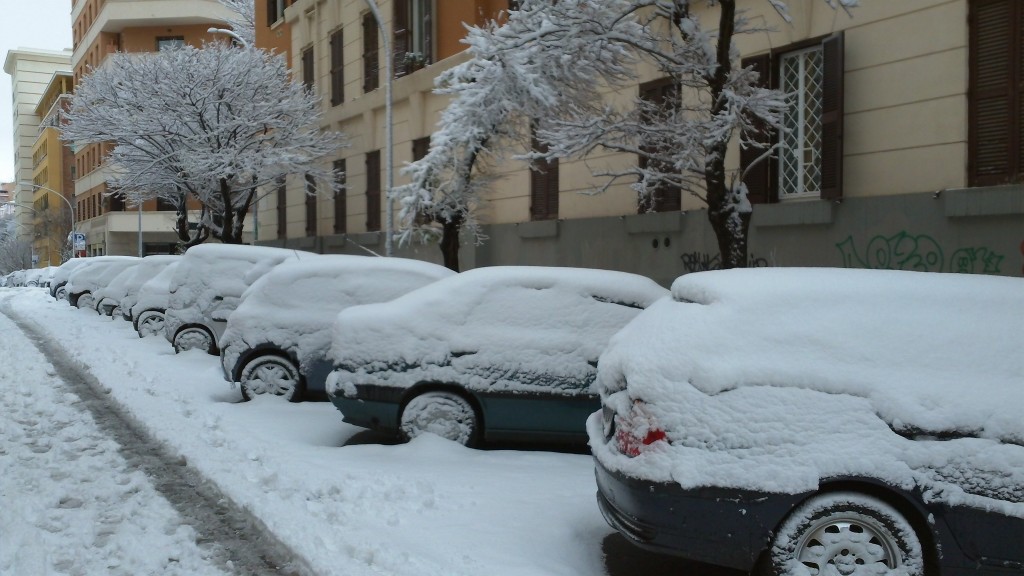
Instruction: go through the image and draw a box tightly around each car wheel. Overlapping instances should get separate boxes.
[173,327,215,355]
[767,492,924,576]
[110,305,121,318]
[136,311,165,338]
[239,356,302,402]
[76,293,96,310]
[400,391,479,447]
[55,286,67,300]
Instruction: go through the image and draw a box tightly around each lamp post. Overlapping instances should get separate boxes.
[362,0,394,256]
[19,181,77,260]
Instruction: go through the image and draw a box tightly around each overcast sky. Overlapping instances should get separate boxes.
[1,0,73,184]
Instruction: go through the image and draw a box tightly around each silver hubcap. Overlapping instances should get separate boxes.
[139,315,163,337]
[243,360,297,396]
[795,516,900,576]
[78,294,95,309]
[401,393,476,445]
[176,330,210,352]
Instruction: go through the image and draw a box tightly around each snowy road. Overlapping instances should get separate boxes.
[0,296,301,575]
[0,288,741,576]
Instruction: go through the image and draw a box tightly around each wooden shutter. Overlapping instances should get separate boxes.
[393,0,410,77]
[333,159,347,234]
[276,176,287,239]
[305,175,317,237]
[969,0,1022,185]
[330,30,344,106]
[530,130,559,221]
[266,0,277,27]
[637,79,682,213]
[422,0,433,68]
[362,13,379,92]
[820,32,844,200]
[365,151,381,231]
[301,47,314,90]
[740,53,775,204]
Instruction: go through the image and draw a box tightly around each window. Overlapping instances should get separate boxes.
[330,29,344,106]
[393,0,433,77]
[157,197,176,212]
[740,33,844,203]
[156,36,185,51]
[301,47,314,90]
[365,150,381,231]
[637,78,681,213]
[305,175,317,237]
[108,192,125,212]
[333,159,347,233]
[969,0,1023,186]
[529,127,559,220]
[266,0,287,27]
[411,137,434,225]
[276,176,287,239]
[362,13,379,93]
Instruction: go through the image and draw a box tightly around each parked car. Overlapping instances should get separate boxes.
[590,268,1024,576]
[50,257,134,300]
[24,266,56,287]
[324,266,668,447]
[66,258,141,308]
[93,255,179,317]
[130,261,181,337]
[5,269,27,287]
[220,255,454,402]
[163,244,315,355]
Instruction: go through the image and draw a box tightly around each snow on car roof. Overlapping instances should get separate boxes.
[94,255,179,305]
[131,261,181,315]
[594,268,1024,500]
[221,255,453,370]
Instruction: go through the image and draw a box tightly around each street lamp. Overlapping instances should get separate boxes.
[362,0,394,256]
[19,181,77,260]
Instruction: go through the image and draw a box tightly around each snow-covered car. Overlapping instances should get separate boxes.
[220,255,454,402]
[5,269,27,287]
[65,257,141,309]
[93,255,179,317]
[50,257,134,300]
[163,244,315,355]
[324,266,668,447]
[590,268,1024,576]
[129,261,181,337]
[24,266,56,287]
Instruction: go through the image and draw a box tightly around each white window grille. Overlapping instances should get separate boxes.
[778,46,823,199]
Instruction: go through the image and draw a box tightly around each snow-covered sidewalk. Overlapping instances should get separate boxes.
[0,288,612,576]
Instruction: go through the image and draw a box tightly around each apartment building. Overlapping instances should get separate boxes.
[30,71,76,266]
[261,0,1023,283]
[70,0,237,256]
[3,48,73,262]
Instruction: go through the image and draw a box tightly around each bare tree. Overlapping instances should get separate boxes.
[0,219,33,275]
[62,42,346,248]
[398,0,854,270]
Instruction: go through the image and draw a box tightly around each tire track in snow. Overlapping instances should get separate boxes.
[1,296,312,576]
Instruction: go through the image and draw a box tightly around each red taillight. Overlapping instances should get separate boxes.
[613,402,666,457]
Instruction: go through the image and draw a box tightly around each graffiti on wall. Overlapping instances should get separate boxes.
[836,232,1004,274]
[681,252,770,273]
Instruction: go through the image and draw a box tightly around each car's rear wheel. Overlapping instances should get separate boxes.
[136,311,165,338]
[76,293,95,310]
[239,355,302,402]
[173,327,216,355]
[767,492,924,576]
[110,305,121,318]
[400,391,479,447]
[55,285,67,300]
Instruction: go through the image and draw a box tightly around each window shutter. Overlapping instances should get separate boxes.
[362,13,379,93]
[276,176,287,239]
[330,30,344,106]
[637,79,682,213]
[266,0,276,27]
[820,32,844,200]
[740,53,774,204]
[530,130,558,221]
[422,0,433,67]
[365,151,381,231]
[334,159,347,234]
[393,0,410,77]
[969,0,1021,185]
[301,47,314,90]
[305,175,317,237]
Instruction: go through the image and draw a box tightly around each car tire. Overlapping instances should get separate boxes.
[136,311,165,338]
[239,355,302,402]
[173,327,216,355]
[766,491,924,576]
[400,391,479,447]
[55,286,67,300]
[110,305,121,318]
[76,293,95,310]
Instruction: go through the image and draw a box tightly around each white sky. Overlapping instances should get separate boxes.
[0,0,74,183]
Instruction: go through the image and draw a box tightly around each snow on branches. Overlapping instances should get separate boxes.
[62,41,346,247]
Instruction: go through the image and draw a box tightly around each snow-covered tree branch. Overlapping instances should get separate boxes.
[62,42,346,248]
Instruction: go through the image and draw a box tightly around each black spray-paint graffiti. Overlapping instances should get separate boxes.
[681,252,769,273]
[836,232,1004,274]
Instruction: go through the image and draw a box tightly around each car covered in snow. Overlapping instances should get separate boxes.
[24,266,57,287]
[220,255,454,402]
[50,256,134,300]
[130,261,181,337]
[590,268,1024,576]
[93,255,179,317]
[324,266,668,447]
[163,244,315,355]
[65,257,141,308]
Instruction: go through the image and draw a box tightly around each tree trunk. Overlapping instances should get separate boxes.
[440,213,462,272]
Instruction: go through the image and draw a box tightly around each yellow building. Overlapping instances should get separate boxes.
[30,71,76,267]
[70,0,238,256]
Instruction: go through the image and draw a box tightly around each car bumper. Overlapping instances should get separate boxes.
[328,385,404,434]
[593,457,803,572]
